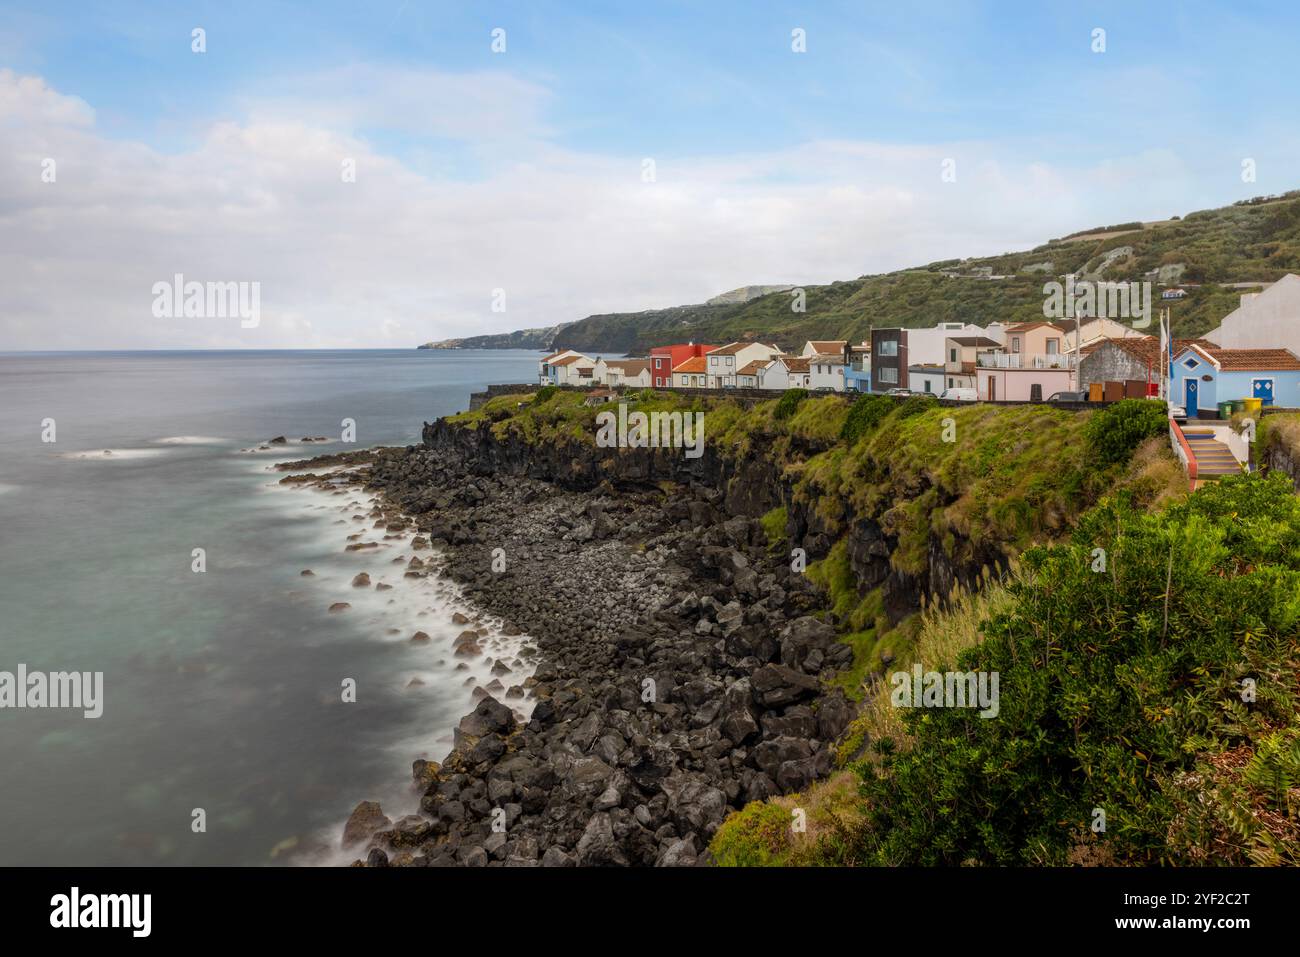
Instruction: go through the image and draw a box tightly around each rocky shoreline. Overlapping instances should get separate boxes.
[281,422,857,867]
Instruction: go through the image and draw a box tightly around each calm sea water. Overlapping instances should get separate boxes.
[0,349,539,865]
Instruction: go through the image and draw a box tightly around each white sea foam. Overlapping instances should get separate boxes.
[154,435,227,445]
[266,475,539,864]
[60,448,168,461]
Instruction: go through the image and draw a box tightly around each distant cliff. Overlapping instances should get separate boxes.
[418,322,575,351]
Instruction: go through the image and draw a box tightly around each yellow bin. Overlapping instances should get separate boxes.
[1242,397,1263,415]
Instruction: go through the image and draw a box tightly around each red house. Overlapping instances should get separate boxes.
[650,343,718,388]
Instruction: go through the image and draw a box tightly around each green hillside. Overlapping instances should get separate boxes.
[545,190,1300,353]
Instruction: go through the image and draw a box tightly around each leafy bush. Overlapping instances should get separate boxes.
[840,393,892,444]
[894,394,937,421]
[533,385,559,403]
[773,388,808,420]
[1084,398,1168,467]
[852,473,1300,865]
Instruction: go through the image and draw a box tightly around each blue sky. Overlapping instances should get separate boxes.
[2,1,1299,348]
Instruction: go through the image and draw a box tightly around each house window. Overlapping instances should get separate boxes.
[879,367,898,384]
[1011,337,1021,353]
[923,379,931,393]
[948,378,954,388]
[1183,358,1198,369]
[726,356,734,365]
[1046,339,1059,355]
[949,348,957,363]
[878,340,898,357]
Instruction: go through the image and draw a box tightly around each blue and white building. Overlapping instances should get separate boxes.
[1170,344,1300,416]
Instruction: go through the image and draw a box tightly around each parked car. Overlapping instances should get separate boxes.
[886,388,912,397]
[940,387,978,402]
[1047,390,1088,402]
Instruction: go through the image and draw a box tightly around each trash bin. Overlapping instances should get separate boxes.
[1242,397,1263,415]
[1218,400,1234,419]
[1230,399,1246,414]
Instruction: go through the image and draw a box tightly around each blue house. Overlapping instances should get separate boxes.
[1171,344,1300,416]
[844,345,871,392]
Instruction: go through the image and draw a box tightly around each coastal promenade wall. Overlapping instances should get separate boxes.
[467,382,1105,413]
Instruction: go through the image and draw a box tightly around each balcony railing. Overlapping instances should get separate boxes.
[976,353,1078,370]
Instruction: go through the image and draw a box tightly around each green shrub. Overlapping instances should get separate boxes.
[840,393,892,444]
[533,385,559,403]
[895,393,937,421]
[1084,398,1168,467]
[852,473,1300,865]
[709,801,795,866]
[774,388,808,420]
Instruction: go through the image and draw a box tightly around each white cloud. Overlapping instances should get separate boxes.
[0,67,1222,350]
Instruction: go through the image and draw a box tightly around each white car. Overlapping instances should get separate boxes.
[940,387,978,401]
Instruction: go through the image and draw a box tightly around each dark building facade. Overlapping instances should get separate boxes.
[870,329,907,392]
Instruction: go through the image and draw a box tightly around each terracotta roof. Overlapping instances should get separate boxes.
[737,359,770,376]
[947,336,1001,347]
[707,341,777,356]
[782,356,811,373]
[1081,336,1209,364]
[550,355,583,367]
[1006,321,1056,333]
[1189,346,1300,371]
[672,356,707,374]
[541,350,568,363]
[807,340,847,352]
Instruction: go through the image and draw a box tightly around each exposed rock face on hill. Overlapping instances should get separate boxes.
[706,284,795,305]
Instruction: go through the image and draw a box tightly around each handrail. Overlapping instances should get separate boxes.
[1169,418,1198,487]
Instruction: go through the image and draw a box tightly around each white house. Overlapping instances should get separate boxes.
[705,342,782,388]
[1203,273,1300,351]
[593,357,652,388]
[902,322,993,366]
[538,349,586,385]
[549,353,596,386]
[801,339,848,358]
[759,355,811,390]
[671,356,708,388]
[737,358,772,389]
[808,353,846,391]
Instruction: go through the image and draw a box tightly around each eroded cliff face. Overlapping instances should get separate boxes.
[423,416,1009,628]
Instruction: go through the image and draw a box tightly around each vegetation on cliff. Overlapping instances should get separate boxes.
[489,192,1300,352]
[444,388,1297,866]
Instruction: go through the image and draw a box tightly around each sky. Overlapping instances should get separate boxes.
[2,0,1299,349]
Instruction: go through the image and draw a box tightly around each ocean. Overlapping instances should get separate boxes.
[0,349,540,865]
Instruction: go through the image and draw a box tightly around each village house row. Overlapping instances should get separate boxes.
[538,274,1300,415]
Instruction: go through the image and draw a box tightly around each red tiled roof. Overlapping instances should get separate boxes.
[782,356,811,373]
[807,340,847,352]
[550,355,583,367]
[604,359,650,376]
[707,341,777,356]
[737,359,770,376]
[672,356,707,374]
[1199,347,1300,371]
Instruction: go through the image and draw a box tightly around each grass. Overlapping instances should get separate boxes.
[709,772,866,866]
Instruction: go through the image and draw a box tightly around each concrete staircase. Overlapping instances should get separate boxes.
[1183,428,1243,486]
